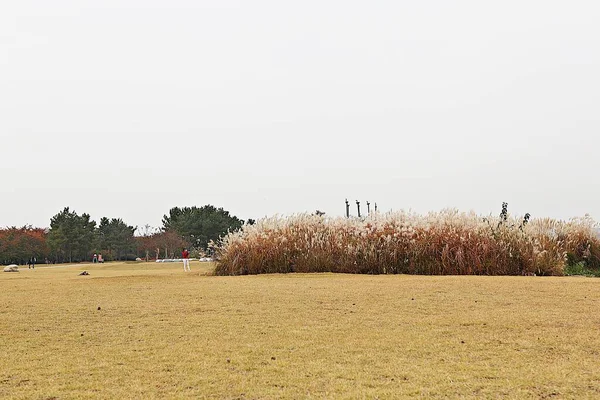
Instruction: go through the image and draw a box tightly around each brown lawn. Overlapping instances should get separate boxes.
[1,261,599,399]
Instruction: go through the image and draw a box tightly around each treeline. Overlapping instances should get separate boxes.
[0,227,49,265]
[0,205,247,265]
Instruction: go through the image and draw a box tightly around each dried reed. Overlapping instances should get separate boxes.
[215,211,599,276]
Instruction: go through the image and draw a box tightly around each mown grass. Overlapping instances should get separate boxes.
[1,262,600,399]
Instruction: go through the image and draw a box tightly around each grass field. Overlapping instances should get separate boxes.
[1,262,600,399]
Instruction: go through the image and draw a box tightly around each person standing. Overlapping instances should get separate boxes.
[182,248,190,272]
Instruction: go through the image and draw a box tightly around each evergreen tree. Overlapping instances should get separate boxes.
[96,217,136,261]
[162,205,243,250]
[47,207,96,263]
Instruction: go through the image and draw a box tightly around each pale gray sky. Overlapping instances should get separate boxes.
[1,0,599,229]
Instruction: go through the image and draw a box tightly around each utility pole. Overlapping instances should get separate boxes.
[375,202,378,212]
[356,200,361,218]
[366,201,371,215]
[345,199,350,218]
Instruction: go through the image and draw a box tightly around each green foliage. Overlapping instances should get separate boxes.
[162,205,243,250]
[96,217,136,261]
[564,262,600,277]
[47,207,96,263]
[47,208,136,262]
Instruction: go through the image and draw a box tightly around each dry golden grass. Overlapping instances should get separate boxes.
[1,262,600,399]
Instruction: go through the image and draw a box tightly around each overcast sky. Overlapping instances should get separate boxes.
[1,0,599,229]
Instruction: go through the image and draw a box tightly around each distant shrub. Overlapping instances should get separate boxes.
[564,262,600,277]
[214,210,600,276]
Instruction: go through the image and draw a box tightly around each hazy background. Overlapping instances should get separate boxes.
[1,0,599,229]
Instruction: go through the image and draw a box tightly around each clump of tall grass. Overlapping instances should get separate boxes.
[214,210,600,276]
